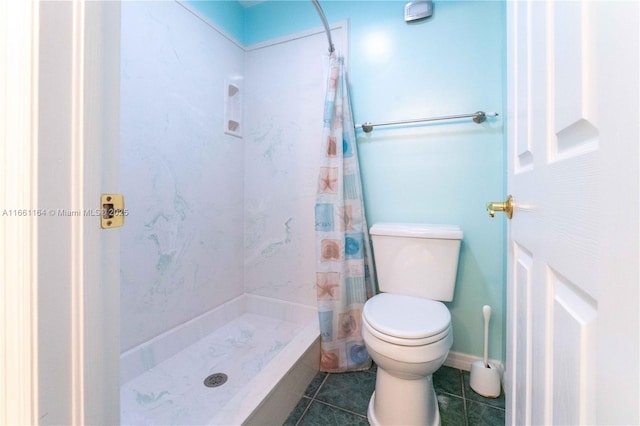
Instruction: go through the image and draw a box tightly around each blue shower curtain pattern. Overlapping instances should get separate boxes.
[315,54,376,373]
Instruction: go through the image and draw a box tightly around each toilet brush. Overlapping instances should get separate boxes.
[469,305,501,398]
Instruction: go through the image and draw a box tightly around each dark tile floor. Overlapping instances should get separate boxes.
[284,364,505,426]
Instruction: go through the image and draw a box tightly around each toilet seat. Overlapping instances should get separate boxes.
[363,293,451,346]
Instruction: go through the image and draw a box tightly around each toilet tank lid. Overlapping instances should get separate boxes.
[370,223,463,240]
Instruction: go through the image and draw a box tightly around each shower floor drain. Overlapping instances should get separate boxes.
[204,373,228,388]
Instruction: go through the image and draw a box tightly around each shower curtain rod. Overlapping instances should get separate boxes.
[312,0,335,54]
[355,111,499,133]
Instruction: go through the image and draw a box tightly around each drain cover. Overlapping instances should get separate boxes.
[204,373,228,388]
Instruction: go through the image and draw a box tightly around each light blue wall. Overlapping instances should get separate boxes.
[190,0,507,362]
[185,0,245,42]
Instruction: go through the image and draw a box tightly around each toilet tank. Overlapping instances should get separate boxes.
[370,223,463,302]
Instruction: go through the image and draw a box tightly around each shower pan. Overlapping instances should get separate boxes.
[120,295,319,425]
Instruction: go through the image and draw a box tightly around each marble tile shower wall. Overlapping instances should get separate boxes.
[120,1,245,352]
[243,29,347,307]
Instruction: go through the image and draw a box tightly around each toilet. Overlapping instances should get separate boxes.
[362,223,463,426]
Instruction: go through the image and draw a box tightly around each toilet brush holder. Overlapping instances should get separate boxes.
[470,360,501,398]
[470,305,501,398]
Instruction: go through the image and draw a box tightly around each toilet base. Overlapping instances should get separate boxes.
[366,368,441,426]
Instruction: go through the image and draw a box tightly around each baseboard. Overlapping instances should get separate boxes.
[444,351,505,380]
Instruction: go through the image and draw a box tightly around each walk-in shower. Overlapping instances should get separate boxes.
[118,1,341,424]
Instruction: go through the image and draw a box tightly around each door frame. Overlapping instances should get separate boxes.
[1,1,39,423]
[1,1,121,424]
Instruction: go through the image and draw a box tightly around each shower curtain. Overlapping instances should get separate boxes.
[315,54,376,373]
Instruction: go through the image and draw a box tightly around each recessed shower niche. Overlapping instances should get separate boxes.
[224,78,242,138]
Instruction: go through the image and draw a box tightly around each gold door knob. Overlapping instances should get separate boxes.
[486,195,514,219]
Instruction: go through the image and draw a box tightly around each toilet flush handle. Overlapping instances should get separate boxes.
[486,195,514,219]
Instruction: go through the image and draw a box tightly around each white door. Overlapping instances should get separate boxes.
[504,1,639,425]
[1,2,121,424]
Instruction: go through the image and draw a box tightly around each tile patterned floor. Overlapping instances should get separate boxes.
[284,365,505,426]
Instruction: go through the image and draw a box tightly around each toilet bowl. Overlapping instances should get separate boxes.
[363,223,463,426]
[363,293,452,426]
